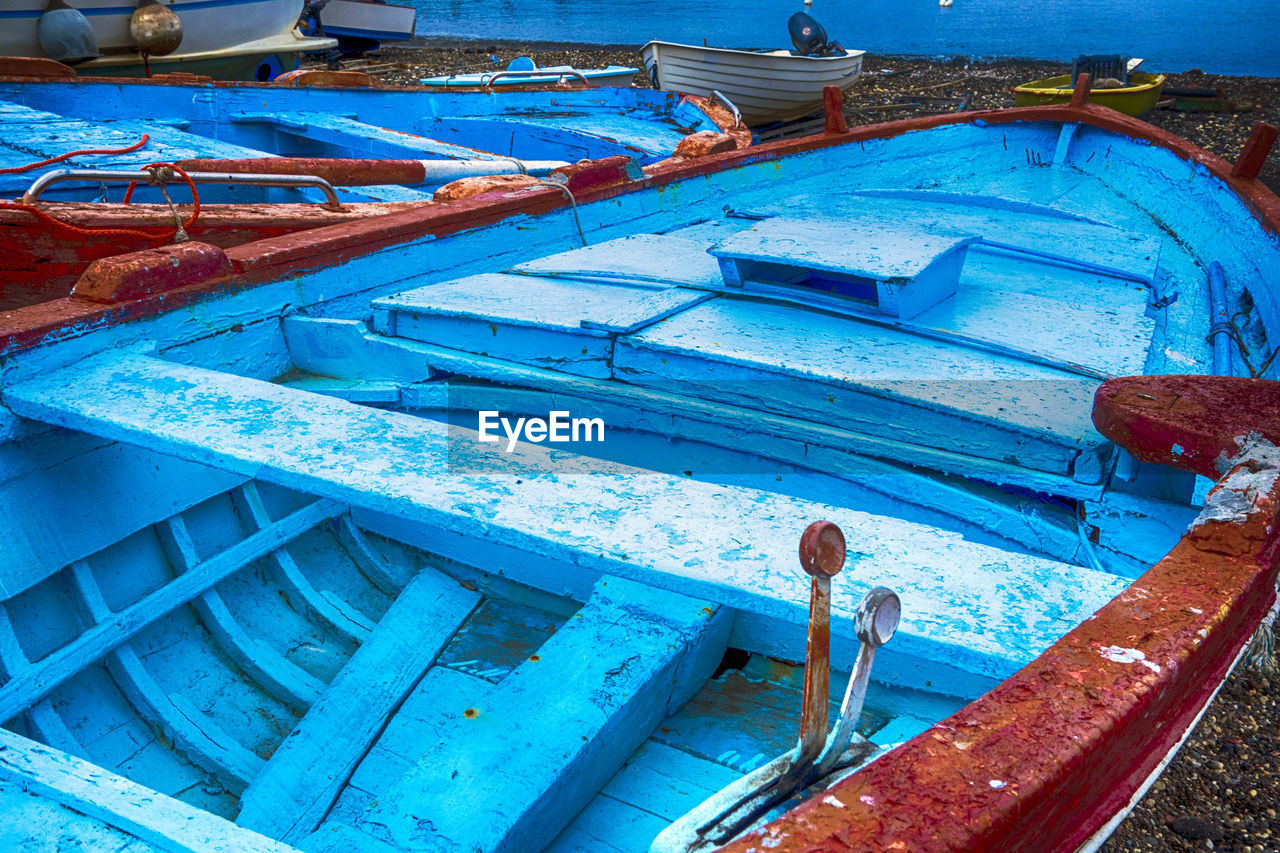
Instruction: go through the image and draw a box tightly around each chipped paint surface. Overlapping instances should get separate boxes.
[1098,645,1162,674]
[0,96,1277,853]
[716,380,1280,852]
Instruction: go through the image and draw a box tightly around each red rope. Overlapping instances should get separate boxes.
[0,201,176,242]
[123,162,201,232]
[0,161,203,244]
[0,133,150,175]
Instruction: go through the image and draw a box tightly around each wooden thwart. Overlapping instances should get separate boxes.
[235,566,481,843]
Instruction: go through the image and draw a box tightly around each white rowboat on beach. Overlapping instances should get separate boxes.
[641,39,865,125]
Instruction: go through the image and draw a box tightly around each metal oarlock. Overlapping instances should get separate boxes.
[797,519,844,763]
[649,521,902,853]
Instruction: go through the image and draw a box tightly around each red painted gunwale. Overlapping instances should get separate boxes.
[3,78,1280,850]
[1,94,1275,356]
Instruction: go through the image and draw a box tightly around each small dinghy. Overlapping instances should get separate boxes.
[642,12,864,125]
[420,56,639,89]
[1013,55,1167,117]
[0,84,1279,852]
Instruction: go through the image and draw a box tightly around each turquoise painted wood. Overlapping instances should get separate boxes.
[0,778,157,853]
[340,666,493,805]
[0,498,344,722]
[236,567,480,842]
[158,517,326,711]
[345,576,730,852]
[510,233,735,290]
[0,729,295,853]
[2,351,1131,687]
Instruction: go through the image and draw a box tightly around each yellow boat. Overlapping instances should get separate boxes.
[1012,71,1167,116]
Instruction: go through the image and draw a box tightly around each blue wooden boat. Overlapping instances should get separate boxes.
[0,94,1278,853]
[0,63,729,204]
[0,62,738,309]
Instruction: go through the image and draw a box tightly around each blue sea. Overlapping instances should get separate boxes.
[414,0,1280,76]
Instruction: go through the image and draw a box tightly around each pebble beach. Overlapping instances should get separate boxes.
[316,39,1280,194]
[313,39,1280,850]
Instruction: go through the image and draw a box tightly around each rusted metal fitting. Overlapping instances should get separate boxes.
[798,520,845,761]
[799,519,845,578]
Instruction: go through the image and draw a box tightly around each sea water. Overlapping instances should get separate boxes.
[413,0,1280,76]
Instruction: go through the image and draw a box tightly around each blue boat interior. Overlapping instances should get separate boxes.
[0,82,718,204]
[0,117,1276,851]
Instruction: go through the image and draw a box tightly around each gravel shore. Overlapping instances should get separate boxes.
[311,39,1280,850]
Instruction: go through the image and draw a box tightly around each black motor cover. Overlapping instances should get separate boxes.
[788,12,828,56]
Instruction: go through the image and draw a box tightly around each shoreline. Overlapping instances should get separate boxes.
[321,39,1280,192]
[399,36,1277,80]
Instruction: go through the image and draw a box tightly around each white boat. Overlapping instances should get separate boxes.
[419,57,639,89]
[641,40,864,125]
[1,0,335,80]
[308,0,415,47]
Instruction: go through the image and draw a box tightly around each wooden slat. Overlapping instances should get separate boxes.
[353,576,730,853]
[233,485,374,642]
[25,702,85,759]
[235,567,480,842]
[67,561,264,790]
[159,517,325,711]
[0,498,344,722]
[0,728,294,853]
[107,647,264,790]
[334,516,402,596]
[0,607,84,757]
[0,778,154,853]
[545,793,668,853]
[579,287,712,334]
[600,741,741,821]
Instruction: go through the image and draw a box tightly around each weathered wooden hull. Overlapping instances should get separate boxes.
[0,97,1278,853]
[0,70,737,309]
[641,41,864,125]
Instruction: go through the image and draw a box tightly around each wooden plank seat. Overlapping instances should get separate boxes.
[371,273,711,379]
[3,351,1130,692]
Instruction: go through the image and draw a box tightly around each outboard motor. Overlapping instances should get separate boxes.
[787,11,845,57]
[37,0,99,65]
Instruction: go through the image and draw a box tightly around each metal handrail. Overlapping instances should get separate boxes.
[481,69,591,89]
[22,168,344,210]
[710,89,743,127]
